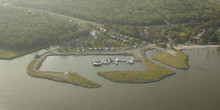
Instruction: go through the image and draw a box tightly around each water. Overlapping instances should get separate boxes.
[40,55,146,83]
[0,48,220,110]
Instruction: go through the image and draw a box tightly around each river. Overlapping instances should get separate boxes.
[0,48,220,110]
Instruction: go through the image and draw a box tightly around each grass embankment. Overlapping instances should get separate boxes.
[152,50,188,69]
[98,48,174,83]
[27,53,100,88]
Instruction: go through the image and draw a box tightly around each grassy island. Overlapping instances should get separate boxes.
[27,52,100,88]
[152,50,188,69]
[98,48,174,83]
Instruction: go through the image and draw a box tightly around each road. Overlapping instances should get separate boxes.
[3,1,102,26]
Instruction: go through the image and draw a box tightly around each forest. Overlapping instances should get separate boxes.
[0,0,220,54]
[0,6,89,50]
[14,0,220,26]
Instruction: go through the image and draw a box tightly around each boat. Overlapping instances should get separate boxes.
[127,57,134,64]
[92,61,102,66]
[92,58,102,66]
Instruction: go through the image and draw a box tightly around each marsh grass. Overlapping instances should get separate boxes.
[152,50,188,69]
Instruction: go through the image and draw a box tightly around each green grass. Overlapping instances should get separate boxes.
[0,44,53,60]
[152,50,188,69]
[27,52,100,88]
[98,48,174,83]
[0,48,21,59]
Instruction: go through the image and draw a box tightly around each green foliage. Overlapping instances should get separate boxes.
[0,48,21,59]
[0,6,89,50]
[201,28,220,43]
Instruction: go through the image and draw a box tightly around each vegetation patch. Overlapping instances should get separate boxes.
[98,48,174,83]
[152,50,188,69]
[27,52,100,88]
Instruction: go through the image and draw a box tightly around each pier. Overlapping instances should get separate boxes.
[92,57,136,66]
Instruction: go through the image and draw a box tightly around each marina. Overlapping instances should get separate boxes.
[92,57,136,66]
[0,48,220,110]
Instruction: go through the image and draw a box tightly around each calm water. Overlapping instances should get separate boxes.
[0,48,220,110]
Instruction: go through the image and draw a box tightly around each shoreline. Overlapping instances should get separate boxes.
[26,71,101,89]
[27,48,175,87]
[1,44,219,60]
[98,72,176,84]
[0,43,55,60]
[25,45,219,87]
[152,55,189,70]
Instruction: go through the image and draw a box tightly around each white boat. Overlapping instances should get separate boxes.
[92,61,102,66]
[92,58,102,66]
[115,58,119,65]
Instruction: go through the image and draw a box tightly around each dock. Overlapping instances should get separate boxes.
[92,57,136,66]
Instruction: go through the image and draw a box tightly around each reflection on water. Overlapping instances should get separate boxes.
[0,48,220,110]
